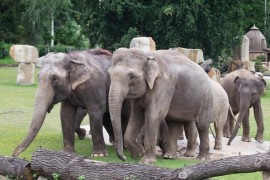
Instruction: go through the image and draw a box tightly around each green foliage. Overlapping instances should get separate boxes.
[214,50,233,73]
[77,175,86,180]
[112,27,140,49]
[254,55,266,72]
[52,173,60,180]
[0,40,11,59]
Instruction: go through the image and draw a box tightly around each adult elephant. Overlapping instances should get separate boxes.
[12,49,126,157]
[108,48,213,163]
[221,69,266,145]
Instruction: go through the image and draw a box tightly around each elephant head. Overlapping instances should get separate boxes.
[227,74,266,145]
[12,52,90,157]
[108,48,159,161]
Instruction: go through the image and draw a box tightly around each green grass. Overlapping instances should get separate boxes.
[0,66,270,179]
[0,57,17,65]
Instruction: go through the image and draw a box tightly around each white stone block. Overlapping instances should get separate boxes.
[17,63,35,85]
[9,45,38,63]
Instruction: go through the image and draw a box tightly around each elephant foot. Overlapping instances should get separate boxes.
[91,150,108,157]
[63,146,75,154]
[129,144,144,158]
[76,128,86,140]
[241,136,252,142]
[163,152,176,159]
[141,153,156,164]
[214,144,222,150]
[196,152,210,160]
[184,150,195,157]
[223,133,231,138]
[255,135,264,143]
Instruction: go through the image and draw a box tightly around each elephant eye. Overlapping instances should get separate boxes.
[51,75,59,82]
[128,73,137,80]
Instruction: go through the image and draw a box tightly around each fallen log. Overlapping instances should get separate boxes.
[1,148,270,179]
[0,156,32,179]
[173,153,270,180]
[30,148,174,179]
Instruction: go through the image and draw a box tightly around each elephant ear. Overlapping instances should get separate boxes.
[234,76,240,84]
[70,60,90,90]
[258,78,267,95]
[145,56,159,89]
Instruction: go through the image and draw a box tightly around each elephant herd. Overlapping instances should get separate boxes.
[12,48,266,164]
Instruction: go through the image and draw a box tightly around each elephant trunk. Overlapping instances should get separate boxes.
[12,85,54,157]
[227,94,250,145]
[109,84,127,161]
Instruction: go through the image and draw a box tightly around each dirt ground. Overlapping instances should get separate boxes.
[82,125,270,160]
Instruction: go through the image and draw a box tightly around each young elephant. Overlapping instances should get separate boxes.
[209,79,232,150]
[221,69,266,145]
[12,49,130,157]
[109,48,213,163]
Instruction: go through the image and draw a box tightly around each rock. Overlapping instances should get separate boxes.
[130,37,156,52]
[17,63,35,85]
[9,45,38,63]
[171,47,204,64]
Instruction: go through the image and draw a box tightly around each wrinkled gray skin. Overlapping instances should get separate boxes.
[160,80,232,158]
[209,79,231,150]
[108,48,213,163]
[13,49,117,157]
[221,69,266,145]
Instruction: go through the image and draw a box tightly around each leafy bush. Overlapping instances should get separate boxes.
[253,55,265,72]
[0,40,11,59]
[214,51,232,74]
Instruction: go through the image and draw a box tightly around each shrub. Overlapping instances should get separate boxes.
[253,55,265,72]
[0,40,11,59]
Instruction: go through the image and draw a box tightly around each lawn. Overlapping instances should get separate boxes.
[0,66,269,179]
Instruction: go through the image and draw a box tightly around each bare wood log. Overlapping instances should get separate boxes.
[172,153,270,180]
[31,148,174,179]
[0,156,32,179]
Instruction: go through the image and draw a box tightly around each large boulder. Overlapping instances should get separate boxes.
[9,45,38,63]
[130,37,156,52]
[171,47,204,64]
[17,63,35,85]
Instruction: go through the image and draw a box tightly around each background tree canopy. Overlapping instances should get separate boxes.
[0,0,269,64]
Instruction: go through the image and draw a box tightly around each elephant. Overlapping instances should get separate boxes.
[209,79,232,150]
[221,69,266,145]
[12,49,130,157]
[161,79,233,159]
[108,48,213,163]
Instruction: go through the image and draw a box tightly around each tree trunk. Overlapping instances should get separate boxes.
[0,156,32,179]
[1,149,270,180]
[174,153,270,180]
[31,148,173,180]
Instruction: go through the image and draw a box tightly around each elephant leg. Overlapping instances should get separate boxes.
[162,121,180,159]
[223,111,234,138]
[124,100,144,158]
[102,112,115,144]
[88,105,107,157]
[214,122,223,150]
[241,110,251,142]
[184,121,197,157]
[75,107,87,140]
[157,120,168,153]
[196,117,210,160]
[61,102,77,153]
[253,102,264,142]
